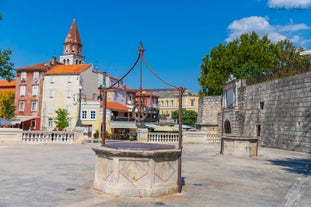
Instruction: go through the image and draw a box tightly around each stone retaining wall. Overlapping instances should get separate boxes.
[197,96,221,132]
[242,73,311,152]
[0,128,23,143]
[244,73,311,152]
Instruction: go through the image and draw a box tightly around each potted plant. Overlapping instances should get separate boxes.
[93,130,99,139]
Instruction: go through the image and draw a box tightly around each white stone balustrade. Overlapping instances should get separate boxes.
[147,133,179,143]
[206,134,221,143]
[22,131,75,143]
[146,131,220,144]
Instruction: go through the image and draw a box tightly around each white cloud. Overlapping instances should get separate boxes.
[268,0,311,9]
[290,35,301,43]
[226,16,286,43]
[278,23,309,32]
[226,16,310,47]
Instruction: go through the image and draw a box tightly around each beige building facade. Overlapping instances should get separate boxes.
[158,90,199,119]
[40,64,98,130]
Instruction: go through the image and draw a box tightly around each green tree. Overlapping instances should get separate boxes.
[0,14,15,81]
[0,91,15,119]
[198,32,279,96]
[54,109,69,130]
[171,109,198,127]
[273,40,311,78]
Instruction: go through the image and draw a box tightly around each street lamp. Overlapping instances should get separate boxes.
[75,85,83,127]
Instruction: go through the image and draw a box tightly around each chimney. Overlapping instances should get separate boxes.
[51,56,57,65]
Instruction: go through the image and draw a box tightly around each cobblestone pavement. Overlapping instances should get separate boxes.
[0,142,310,207]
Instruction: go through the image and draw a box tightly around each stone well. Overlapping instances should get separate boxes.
[93,142,181,197]
[220,135,258,157]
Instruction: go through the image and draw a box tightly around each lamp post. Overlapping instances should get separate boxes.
[76,85,83,127]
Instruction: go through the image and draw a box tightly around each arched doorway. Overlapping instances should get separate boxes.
[224,120,231,133]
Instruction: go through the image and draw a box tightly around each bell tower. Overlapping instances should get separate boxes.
[60,19,85,65]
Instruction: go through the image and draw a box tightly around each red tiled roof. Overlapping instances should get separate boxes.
[135,91,159,97]
[0,79,16,87]
[15,62,48,71]
[15,61,63,71]
[45,64,92,75]
[0,79,16,93]
[103,102,130,112]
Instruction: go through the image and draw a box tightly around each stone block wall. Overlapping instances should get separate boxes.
[242,72,311,152]
[197,96,221,133]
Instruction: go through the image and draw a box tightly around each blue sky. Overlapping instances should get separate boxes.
[1,0,311,92]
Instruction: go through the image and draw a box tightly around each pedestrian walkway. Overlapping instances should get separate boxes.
[0,143,310,207]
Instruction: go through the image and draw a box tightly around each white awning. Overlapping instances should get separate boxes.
[10,116,36,125]
[145,124,160,129]
[110,122,137,129]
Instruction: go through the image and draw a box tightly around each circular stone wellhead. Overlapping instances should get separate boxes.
[93,142,181,197]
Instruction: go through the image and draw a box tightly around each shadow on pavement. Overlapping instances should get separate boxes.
[268,157,311,175]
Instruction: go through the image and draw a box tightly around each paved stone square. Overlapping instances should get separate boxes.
[0,142,310,207]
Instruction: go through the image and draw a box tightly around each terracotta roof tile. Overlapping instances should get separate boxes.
[15,62,48,71]
[0,79,15,93]
[135,91,159,97]
[15,61,63,71]
[65,19,82,44]
[0,79,16,87]
[45,64,92,75]
[103,102,130,111]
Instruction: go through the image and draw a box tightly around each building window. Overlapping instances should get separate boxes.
[90,110,96,120]
[20,86,26,96]
[48,118,53,127]
[21,72,27,81]
[257,125,261,137]
[30,121,35,129]
[190,99,195,107]
[67,76,73,83]
[81,110,87,120]
[66,90,72,98]
[31,101,38,111]
[48,105,53,114]
[49,89,55,98]
[260,102,264,110]
[33,72,39,80]
[166,100,169,107]
[32,85,39,96]
[19,101,25,111]
[171,100,174,107]
[50,76,55,83]
[66,105,71,114]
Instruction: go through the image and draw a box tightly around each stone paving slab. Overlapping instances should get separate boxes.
[0,143,310,207]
